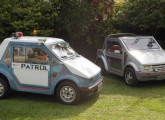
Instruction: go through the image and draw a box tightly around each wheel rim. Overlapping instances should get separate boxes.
[125,71,133,84]
[60,86,76,103]
[0,82,5,97]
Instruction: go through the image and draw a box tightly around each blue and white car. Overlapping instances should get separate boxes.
[0,32,103,104]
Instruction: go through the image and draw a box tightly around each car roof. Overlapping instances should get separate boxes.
[107,33,136,38]
[3,36,64,45]
[105,33,153,40]
[0,36,65,59]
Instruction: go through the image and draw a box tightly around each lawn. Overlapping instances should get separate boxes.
[1,74,165,120]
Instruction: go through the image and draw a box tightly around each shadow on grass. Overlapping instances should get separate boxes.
[100,73,165,98]
[2,74,165,119]
[9,90,99,104]
[2,91,99,119]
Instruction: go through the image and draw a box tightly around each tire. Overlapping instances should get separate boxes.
[96,59,106,75]
[56,81,81,105]
[0,77,10,99]
[124,67,139,86]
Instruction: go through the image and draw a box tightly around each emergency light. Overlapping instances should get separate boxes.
[33,30,37,36]
[12,32,23,39]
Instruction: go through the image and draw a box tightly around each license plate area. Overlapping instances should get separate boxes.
[98,82,102,91]
[156,75,165,80]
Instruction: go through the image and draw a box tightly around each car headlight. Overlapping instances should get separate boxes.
[143,65,153,71]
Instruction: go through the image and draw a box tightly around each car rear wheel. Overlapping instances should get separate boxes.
[124,67,139,86]
[56,81,81,105]
[0,77,10,99]
[96,59,106,75]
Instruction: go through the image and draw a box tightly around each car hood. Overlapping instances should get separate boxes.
[129,49,165,65]
[63,56,101,79]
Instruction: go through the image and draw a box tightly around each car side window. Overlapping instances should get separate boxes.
[13,47,26,63]
[107,41,113,51]
[4,49,10,67]
[26,48,48,64]
[13,47,49,64]
[107,41,122,54]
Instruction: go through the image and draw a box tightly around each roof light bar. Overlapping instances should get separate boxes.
[12,32,23,39]
[33,30,37,36]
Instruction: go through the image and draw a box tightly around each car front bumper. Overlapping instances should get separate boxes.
[80,77,104,96]
[136,71,165,81]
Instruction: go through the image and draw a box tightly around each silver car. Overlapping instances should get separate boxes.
[96,33,165,86]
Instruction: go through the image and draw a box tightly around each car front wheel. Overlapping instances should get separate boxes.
[124,67,139,86]
[56,81,81,105]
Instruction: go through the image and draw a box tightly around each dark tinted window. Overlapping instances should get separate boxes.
[107,41,122,53]
[13,47,25,63]
[13,47,48,64]
[4,50,10,66]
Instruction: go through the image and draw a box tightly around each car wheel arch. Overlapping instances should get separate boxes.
[124,64,138,76]
[124,62,139,72]
[124,65,134,71]
[54,79,79,95]
[96,57,108,71]
[0,73,10,87]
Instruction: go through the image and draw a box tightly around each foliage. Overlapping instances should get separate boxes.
[57,0,93,45]
[115,0,165,35]
[55,0,117,59]
[84,0,118,48]
[0,0,164,54]
[86,0,114,21]
[0,0,117,52]
[0,0,60,42]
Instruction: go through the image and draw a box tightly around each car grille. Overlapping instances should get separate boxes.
[152,64,165,72]
[90,73,102,83]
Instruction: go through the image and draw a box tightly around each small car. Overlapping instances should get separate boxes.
[96,33,165,86]
[0,32,103,104]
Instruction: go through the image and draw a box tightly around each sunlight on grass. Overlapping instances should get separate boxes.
[1,74,165,120]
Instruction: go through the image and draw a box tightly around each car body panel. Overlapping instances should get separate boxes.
[129,50,165,65]
[96,33,165,81]
[0,36,103,97]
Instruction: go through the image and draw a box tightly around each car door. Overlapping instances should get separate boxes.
[106,41,123,75]
[11,45,50,88]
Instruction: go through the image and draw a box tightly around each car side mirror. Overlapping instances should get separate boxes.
[114,50,121,54]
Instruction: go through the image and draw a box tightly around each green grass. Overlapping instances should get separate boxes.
[1,74,165,120]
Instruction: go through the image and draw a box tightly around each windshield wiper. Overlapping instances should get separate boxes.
[67,53,74,55]
[131,38,140,45]
[61,56,67,58]
[147,39,155,48]
[147,42,153,47]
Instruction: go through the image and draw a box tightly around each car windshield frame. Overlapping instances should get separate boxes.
[47,42,77,60]
[122,37,161,51]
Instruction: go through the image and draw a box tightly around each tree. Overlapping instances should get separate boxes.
[115,0,165,35]
[0,0,117,60]
[0,0,60,42]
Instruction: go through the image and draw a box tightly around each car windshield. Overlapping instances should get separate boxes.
[48,42,76,59]
[122,38,160,50]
